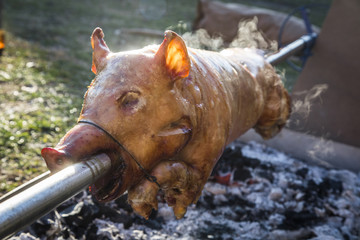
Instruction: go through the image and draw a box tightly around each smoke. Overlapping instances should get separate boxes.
[183,17,277,53]
[307,137,335,168]
[182,29,224,51]
[289,84,333,167]
[290,84,328,122]
[229,17,277,52]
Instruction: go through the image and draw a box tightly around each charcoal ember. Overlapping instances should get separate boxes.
[320,177,343,196]
[279,210,321,230]
[326,216,343,228]
[196,191,216,210]
[57,227,74,240]
[211,207,238,221]
[213,193,229,206]
[233,167,252,181]
[268,187,284,201]
[133,210,164,230]
[240,156,261,168]
[329,169,360,192]
[218,146,243,162]
[268,213,285,227]
[256,169,274,182]
[114,194,133,213]
[56,191,87,213]
[194,220,234,240]
[92,219,124,240]
[212,146,260,183]
[225,193,255,208]
[233,206,247,221]
[303,177,343,206]
[60,200,99,227]
[251,209,271,222]
[295,167,309,178]
[222,147,262,170]
[130,230,148,240]
[294,201,304,212]
[59,204,87,237]
[9,141,360,239]
[270,229,315,240]
[236,222,268,239]
[28,211,62,238]
[10,233,39,240]
[311,225,343,239]
[86,224,100,240]
[97,204,133,229]
[259,162,275,171]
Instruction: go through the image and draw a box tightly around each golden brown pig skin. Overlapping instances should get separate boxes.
[42,28,290,220]
[125,32,290,219]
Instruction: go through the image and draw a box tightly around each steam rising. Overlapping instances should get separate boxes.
[307,137,335,168]
[290,84,328,124]
[229,17,277,52]
[290,84,331,167]
[183,17,277,52]
[182,29,224,51]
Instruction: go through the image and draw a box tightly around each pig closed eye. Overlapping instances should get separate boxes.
[118,91,140,109]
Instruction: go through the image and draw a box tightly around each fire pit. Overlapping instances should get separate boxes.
[10,141,360,239]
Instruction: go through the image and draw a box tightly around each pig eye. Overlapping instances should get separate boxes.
[118,91,140,109]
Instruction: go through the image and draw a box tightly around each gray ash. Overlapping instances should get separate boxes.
[10,141,360,240]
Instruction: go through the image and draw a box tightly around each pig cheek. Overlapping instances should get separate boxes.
[59,127,118,165]
[69,135,105,158]
[156,130,191,159]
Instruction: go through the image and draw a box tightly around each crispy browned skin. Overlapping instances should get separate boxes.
[41,28,290,220]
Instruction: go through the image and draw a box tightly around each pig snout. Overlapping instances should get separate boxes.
[41,123,129,201]
[41,124,118,172]
[41,147,71,172]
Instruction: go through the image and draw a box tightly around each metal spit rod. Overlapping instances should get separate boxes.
[266,33,317,65]
[0,153,111,240]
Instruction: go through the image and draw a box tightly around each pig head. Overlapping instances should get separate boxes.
[42,28,290,219]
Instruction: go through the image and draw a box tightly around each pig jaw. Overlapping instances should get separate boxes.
[128,161,204,220]
[41,123,134,201]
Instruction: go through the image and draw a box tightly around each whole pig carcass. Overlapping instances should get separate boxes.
[41,28,290,219]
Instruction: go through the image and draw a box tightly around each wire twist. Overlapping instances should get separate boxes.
[78,120,161,188]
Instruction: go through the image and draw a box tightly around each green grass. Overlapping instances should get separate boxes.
[0,0,330,196]
[0,34,83,193]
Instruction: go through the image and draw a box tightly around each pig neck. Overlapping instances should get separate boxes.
[185,48,268,145]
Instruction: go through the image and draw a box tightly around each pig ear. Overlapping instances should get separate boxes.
[156,30,190,79]
[91,27,111,74]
